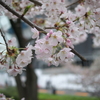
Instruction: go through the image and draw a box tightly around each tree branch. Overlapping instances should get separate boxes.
[70,47,86,61]
[66,0,83,8]
[29,0,42,6]
[0,0,86,61]
[0,29,9,52]
[44,27,57,29]
[0,0,46,33]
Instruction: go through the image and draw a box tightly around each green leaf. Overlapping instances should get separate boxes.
[87,10,91,16]
[22,5,33,16]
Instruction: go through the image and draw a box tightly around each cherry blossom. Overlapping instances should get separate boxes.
[0,93,24,100]
[4,0,12,6]
[1,0,100,100]
[8,37,17,47]
[0,37,33,76]
[0,93,6,100]
[31,27,39,39]
[57,47,74,62]
[7,65,24,76]
[48,31,64,46]
[0,0,100,74]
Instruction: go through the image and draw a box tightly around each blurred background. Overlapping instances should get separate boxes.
[0,0,100,100]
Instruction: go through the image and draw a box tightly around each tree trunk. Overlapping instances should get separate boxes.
[10,19,38,100]
[25,64,38,100]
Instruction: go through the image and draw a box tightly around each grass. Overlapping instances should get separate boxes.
[39,93,99,100]
[0,87,19,100]
[0,87,99,100]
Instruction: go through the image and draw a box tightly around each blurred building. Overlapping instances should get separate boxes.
[74,34,100,67]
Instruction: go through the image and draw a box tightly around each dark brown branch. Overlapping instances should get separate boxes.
[0,29,9,52]
[66,0,83,8]
[0,28,14,55]
[0,0,86,61]
[44,27,57,29]
[0,0,46,33]
[29,0,42,6]
[70,47,86,61]
[30,0,82,7]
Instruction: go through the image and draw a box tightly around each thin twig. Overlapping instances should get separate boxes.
[96,25,100,28]
[66,0,83,8]
[0,0,86,61]
[29,0,42,6]
[44,27,57,29]
[0,0,46,33]
[0,29,9,52]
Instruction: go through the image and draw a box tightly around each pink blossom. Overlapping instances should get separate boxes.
[8,37,17,47]
[31,28,39,39]
[49,31,64,46]
[57,48,72,61]
[7,66,23,76]
[4,0,12,6]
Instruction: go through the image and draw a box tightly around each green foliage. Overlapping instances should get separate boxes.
[22,5,33,16]
[0,87,99,100]
[39,93,99,100]
[0,87,19,100]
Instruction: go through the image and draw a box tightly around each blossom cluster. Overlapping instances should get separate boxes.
[2,0,42,18]
[3,0,98,46]
[0,93,14,100]
[0,0,100,76]
[32,28,74,66]
[0,93,24,100]
[0,37,33,76]
[31,0,100,65]
[3,0,66,20]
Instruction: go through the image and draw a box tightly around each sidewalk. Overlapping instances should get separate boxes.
[38,89,89,96]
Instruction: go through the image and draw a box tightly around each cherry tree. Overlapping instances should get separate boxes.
[66,58,100,97]
[0,0,100,99]
[81,57,100,97]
